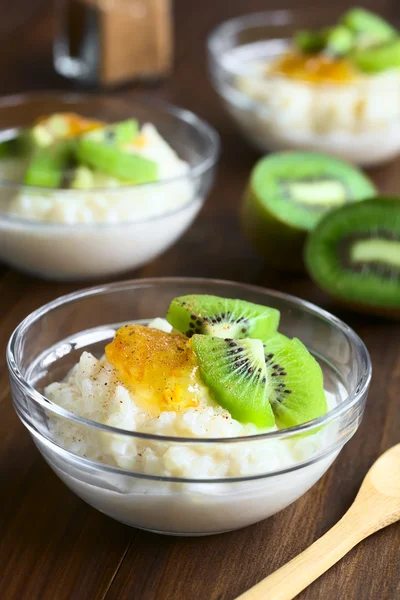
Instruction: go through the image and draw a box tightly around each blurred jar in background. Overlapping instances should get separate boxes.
[54,0,173,86]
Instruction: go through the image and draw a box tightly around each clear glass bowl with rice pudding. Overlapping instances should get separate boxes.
[0,93,219,280]
[7,278,371,536]
[208,9,400,166]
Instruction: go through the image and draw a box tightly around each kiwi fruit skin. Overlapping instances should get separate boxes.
[167,295,280,341]
[305,197,400,316]
[191,335,275,428]
[241,152,376,272]
[242,183,306,272]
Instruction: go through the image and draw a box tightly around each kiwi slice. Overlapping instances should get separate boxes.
[324,26,354,56]
[242,152,376,272]
[191,335,275,428]
[342,8,396,48]
[166,295,280,340]
[82,119,138,146]
[351,38,400,73]
[294,30,326,53]
[264,337,327,428]
[305,197,400,316]
[77,133,158,185]
[24,141,73,188]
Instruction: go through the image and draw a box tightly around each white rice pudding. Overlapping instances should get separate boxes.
[41,319,340,535]
[0,125,202,279]
[222,41,400,165]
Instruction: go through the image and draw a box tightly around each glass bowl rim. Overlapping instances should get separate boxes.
[207,9,400,95]
[0,91,220,230]
[7,276,372,444]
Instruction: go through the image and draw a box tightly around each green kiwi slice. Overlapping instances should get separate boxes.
[294,30,326,54]
[166,295,280,340]
[305,197,400,316]
[77,129,158,184]
[82,119,138,146]
[24,141,73,188]
[242,152,376,272]
[191,335,275,427]
[264,337,327,428]
[295,26,354,57]
[341,8,396,48]
[324,26,354,56]
[351,38,400,73]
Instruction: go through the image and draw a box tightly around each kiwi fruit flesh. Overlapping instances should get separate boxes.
[264,336,327,428]
[82,119,138,146]
[294,30,326,54]
[24,141,73,188]
[341,8,396,48]
[242,152,376,272]
[77,135,158,184]
[191,335,275,427]
[324,26,354,56]
[305,197,400,316]
[351,38,400,73]
[167,295,280,341]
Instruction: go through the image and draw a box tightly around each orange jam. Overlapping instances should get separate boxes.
[268,52,356,84]
[105,325,200,415]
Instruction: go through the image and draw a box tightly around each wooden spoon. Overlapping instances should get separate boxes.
[236,444,400,600]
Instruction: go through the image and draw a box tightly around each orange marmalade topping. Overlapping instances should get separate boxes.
[105,325,200,415]
[268,52,356,84]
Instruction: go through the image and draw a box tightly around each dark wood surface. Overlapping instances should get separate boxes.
[1,1,399,599]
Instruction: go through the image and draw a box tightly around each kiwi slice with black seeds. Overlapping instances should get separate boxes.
[192,335,275,427]
[305,197,400,317]
[264,337,327,428]
[167,295,280,340]
[242,152,376,271]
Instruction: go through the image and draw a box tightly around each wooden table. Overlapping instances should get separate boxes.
[1,1,399,598]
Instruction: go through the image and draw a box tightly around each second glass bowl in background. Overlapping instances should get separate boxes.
[0,93,219,280]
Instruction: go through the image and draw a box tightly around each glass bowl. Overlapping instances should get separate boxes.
[207,9,400,166]
[7,278,371,536]
[0,93,219,280]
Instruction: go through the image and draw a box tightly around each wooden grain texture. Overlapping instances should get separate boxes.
[236,445,400,600]
[0,1,399,599]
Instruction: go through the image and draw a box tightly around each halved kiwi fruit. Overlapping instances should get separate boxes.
[166,295,280,340]
[242,152,376,271]
[305,197,400,317]
[191,335,275,427]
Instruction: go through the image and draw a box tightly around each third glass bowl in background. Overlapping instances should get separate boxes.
[208,9,400,166]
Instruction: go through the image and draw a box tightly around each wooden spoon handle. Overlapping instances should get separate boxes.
[236,513,364,600]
